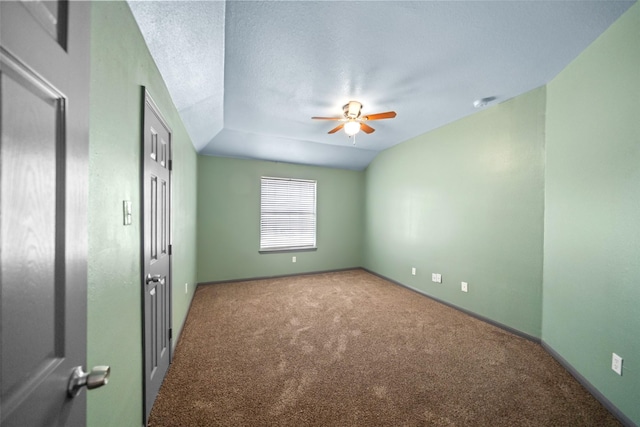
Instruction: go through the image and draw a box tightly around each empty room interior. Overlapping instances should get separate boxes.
[1,0,639,426]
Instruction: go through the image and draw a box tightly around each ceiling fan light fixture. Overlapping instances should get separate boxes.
[344,121,361,136]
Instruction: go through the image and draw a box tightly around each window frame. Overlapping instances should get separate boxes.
[259,176,317,253]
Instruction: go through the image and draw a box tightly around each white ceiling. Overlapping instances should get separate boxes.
[128,0,634,171]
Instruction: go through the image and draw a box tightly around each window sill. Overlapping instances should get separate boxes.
[259,247,317,254]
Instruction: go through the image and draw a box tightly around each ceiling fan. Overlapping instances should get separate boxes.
[312,101,396,137]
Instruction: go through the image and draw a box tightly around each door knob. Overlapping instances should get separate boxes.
[146,274,165,285]
[68,365,111,397]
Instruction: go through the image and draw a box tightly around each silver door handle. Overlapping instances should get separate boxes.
[146,274,165,285]
[68,365,110,397]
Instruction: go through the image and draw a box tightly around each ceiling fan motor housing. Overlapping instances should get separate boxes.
[344,101,362,119]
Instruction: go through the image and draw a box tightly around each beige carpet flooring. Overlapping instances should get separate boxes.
[148,269,620,426]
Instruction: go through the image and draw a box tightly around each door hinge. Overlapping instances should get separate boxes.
[168,160,173,171]
[169,328,172,340]
[168,244,172,255]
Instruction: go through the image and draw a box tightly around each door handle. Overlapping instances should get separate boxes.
[68,365,110,397]
[146,274,165,285]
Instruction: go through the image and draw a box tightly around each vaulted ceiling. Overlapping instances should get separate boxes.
[128,0,634,170]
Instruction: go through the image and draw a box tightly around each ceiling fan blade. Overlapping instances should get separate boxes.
[312,116,343,121]
[362,111,397,121]
[360,123,375,134]
[328,124,345,134]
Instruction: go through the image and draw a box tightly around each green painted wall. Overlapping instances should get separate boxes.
[88,2,198,426]
[363,88,546,338]
[197,156,364,282]
[543,3,640,424]
[83,1,638,425]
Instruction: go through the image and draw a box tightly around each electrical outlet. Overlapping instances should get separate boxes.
[431,273,442,283]
[612,353,623,375]
[185,283,188,294]
[461,282,468,292]
[292,256,296,263]
[411,267,416,276]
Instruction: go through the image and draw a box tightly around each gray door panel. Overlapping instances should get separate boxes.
[142,91,172,424]
[1,1,90,426]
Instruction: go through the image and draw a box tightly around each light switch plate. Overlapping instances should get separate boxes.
[411,267,416,276]
[461,282,468,292]
[123,201,132,225]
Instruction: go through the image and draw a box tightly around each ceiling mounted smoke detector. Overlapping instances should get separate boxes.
[473,96,497,108]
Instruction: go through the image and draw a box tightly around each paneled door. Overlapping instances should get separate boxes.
[1,1,95,426]
[142,90,173,424]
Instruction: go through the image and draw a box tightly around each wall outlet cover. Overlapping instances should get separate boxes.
[292,256,296,263]
[612,353,623,375]
[411,267,416,276]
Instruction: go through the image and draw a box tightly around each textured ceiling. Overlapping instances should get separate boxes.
[128,0,634,170]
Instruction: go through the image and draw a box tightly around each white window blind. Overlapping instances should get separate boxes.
[260,177,317,251]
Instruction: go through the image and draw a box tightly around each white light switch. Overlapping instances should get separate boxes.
[461,282,468,292]
[123,201,132,225]
[411,267,416,276]
[292,256,296,263]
